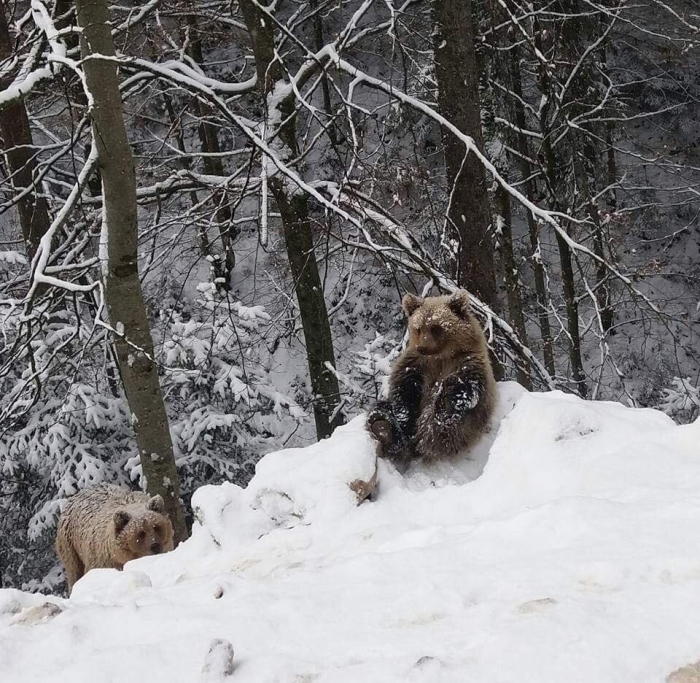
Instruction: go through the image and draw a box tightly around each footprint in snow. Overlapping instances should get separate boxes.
[200,638,235,681]
[516,597,558,614]
[408,656,447,678]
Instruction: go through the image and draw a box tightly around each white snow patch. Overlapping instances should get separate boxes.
[0,251,28,266]
[70,569,152,605]
[3,383,700,683]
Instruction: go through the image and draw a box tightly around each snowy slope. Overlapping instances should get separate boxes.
[2,383,700,683]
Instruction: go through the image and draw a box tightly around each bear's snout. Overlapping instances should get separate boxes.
[417,345,438,355]
[150,542,162,554]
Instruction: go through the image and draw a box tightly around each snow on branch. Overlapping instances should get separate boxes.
[27,141,100,298]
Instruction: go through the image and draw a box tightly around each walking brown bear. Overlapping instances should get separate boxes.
[55,484,174,592]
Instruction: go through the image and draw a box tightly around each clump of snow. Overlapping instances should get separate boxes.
[11,603,63,627]
[0,590,63,620]
[0,251,28,266]
[3,382,700,682]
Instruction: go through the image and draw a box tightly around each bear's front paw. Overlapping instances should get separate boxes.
[435,376,456,413]
[435,373,480,419]
[367,408,394,445]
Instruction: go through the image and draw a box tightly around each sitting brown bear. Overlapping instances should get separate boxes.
[367,290,496,465]
[55,484,174,592]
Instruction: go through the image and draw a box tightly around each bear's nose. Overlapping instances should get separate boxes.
[150,542,162,554]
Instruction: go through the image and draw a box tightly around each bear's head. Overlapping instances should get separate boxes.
[402,290,485,358]
[113,495,175,560]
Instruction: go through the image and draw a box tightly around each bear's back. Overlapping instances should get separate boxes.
[60,484,148,530]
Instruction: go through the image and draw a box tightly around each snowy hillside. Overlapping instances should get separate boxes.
[2,384,700,683]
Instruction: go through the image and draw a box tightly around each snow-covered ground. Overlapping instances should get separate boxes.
[2,383,700,683]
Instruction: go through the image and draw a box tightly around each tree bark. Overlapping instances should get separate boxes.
[534,17,587,397]
[432,0,497,308]
[581,141,614,334]
[0,1,51,261]
[184,9,236,286]
[590,201,614,334]
[239,0,343,439]
[75,0,188,542]
[507,51,556,377]
[495,183,531,389]
[309,0,337,145]
[602,45,617,211]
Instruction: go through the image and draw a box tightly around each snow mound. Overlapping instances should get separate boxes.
[246,413,378,526]
[3,383,700,683]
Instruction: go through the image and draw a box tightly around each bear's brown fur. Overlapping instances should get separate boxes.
[55,484,174,593]
[367,290,496,464]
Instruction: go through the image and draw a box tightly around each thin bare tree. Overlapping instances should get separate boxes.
[238,0,344,439]
[75,0,188,542]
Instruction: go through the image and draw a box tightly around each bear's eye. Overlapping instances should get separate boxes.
[154,524,162,535]
[430,324,442,336]
[137,530,146,542]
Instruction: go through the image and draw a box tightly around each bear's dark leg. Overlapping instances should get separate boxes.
[366,365,423,461]
[389,365,423,436]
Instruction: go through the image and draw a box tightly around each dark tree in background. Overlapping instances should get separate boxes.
[0,1,50,260]
[432,0,497,309]
[239,0,344,440]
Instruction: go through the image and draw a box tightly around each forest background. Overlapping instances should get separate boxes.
[0,0,698,591]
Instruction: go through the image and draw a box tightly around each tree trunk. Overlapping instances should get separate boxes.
[581,141,614,334]
[275,190,343,437]
[507,52,556,377]
[590,201,614,334]
[602,47,617,211]
[75,0,188,542]
[184,9,236,286]
[495,182,531,389]
[432,0,497,309]
[542,134,587,397]
[553,228,587,396]
[239,0,343,439]
[309,0,337,145]
[0,2,51,261]
[534,18,587,397]
[606,125,617,210]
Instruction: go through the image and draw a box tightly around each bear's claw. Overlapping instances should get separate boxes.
[368,417,392,445]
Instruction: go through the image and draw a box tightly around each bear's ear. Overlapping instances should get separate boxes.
[114,510,130,533]
[447,290,471,318]
[147,495,165,513]
[402,293,424,317]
